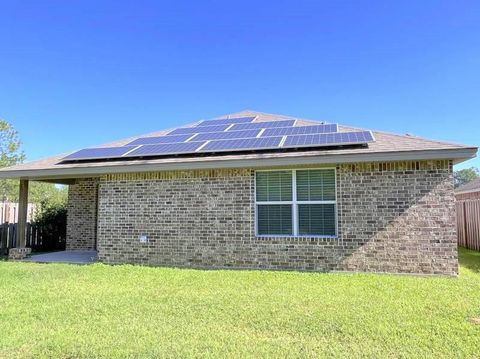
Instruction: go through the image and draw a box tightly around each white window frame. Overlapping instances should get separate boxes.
[255,168,337,238]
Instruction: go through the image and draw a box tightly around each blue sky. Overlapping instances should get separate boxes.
[0,0,479,169]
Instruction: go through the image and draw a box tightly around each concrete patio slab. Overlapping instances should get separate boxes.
[24,250,97,264]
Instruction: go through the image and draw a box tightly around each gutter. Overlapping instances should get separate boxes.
[0,147,476,181]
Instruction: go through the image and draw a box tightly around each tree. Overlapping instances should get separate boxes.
[454,167,479,188]
[0,120,25,201]
[0,119,67,207]
[29,182,68,208]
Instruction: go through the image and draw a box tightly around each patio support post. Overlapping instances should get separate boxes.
[8,179,31,259]
[17,179,29,248]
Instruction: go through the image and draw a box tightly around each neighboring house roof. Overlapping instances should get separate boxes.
[455,178,480,194]
[0,110,476,182]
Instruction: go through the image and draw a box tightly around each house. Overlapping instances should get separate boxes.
[0,111,477,275]
[455,178,480,201]
[455,178,480,251]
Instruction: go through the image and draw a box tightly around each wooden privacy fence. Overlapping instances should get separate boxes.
[456,199,480,251]
[0,202,36,223]
[0,223,66,255]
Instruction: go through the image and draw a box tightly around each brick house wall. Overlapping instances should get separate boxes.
[337,161,456,274]
[67,160,457,275]
[66,178,99,250]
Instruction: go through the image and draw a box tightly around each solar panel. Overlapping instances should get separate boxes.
[262,124,338,137]
[127,134,194,146]
[199,137,283,152]
[62,127,374,162]
[192,129,262,141]
[63,146,137,161]
[125,142,204,157]
[282,131,374,148]
[168,124,230,135]
[197,116,256,127]
[229,120,296,131]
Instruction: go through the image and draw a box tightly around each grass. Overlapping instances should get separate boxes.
[0,249,479,358]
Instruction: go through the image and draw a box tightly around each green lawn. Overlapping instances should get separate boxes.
[0,249,479,358]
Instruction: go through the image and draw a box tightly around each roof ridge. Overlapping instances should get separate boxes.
[210,110,324,124]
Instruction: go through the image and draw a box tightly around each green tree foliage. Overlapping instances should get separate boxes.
[29,182,68,208]
[0,120,25,201]
[0,120,25,167]
[454,167,479,188]
[0,119,67,208]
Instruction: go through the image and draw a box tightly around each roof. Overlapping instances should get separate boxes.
[455,178,480,194]
[0,110,476,182]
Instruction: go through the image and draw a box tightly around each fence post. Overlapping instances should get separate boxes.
[463,201,468,249]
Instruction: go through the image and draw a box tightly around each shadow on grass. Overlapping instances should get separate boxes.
[459,247,480,273]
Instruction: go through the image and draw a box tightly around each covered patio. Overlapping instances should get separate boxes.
[24,250,97,264]
[7,178,74,260]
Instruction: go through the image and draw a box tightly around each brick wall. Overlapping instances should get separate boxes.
[82,160,457,275]
[66,178,98,250]
[337,161,457,275]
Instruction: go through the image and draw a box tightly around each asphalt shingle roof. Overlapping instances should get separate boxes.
[456,177,480,193]
[0,110,476,180]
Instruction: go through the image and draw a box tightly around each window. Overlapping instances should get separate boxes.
[255,169,336,237]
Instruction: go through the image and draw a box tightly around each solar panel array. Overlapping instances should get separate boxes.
[62,146,137,161]
[200,137,283,152]
[283,131,374,147]
[262,124,338,137]
[128,134,193,145]
[128,142,202,157]
[198,116,256,127]
[193,129,261,141]
[168,124,230,135]
[229,119,296,131]
[62,116,374,161]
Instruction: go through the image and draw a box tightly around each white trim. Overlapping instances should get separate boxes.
[256,129,265,138]
[256,201,293,205]
[186,134,198,142]
[254,168,337,237]
[121,145,143,157]
[195,141,210,152]
[279,136,287,147]
[292,169,298,235]
[0,148,475,181]
[296,200,336,204]
[224,124,234,131]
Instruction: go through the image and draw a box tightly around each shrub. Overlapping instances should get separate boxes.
[34,202,67,251]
